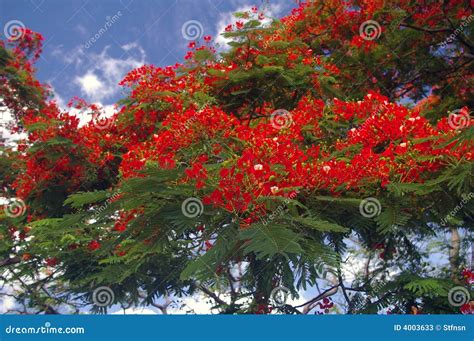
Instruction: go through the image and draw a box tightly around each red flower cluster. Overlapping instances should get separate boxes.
[2,1,471,279]
[116,88,470,218]
[460,269,474,315]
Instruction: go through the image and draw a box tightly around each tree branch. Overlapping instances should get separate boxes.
[0,256,20,268]
[199,285,227,306]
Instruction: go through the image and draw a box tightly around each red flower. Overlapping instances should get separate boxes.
[460,302,473,314]
[45,257,58,266]
[88,240,101,251]
[288,53,299,61]
[68,243,79,250]
[256,304,272,314]
[462,269,474,284]
[114,222,127,232]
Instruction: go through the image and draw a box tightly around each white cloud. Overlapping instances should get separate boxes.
[76,73,104,98]
[50,45,87,67]
[74,24,88,37]
[0,102,27,145]
[50,87,68,111]
[214,3,285,49]
[70,103,116,127]
[121,42,143,52]
[0,295,16,313]
[73,45,145,103]
[168,293,216,314]
[112,307,158,315]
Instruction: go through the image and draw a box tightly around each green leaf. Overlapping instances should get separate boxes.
[194,49,213,62]
[233,12,247,18]
[293,216,348,232]
[180,227,238,280]
[404,278,448,296]
[244,20,261,29]
[64,190,111,209]
[262,65,284,73]
[230,89,251,96]
[255,55,270,65]
[375,206,411,234]
[239,223,303,259]
[313,196,361,206]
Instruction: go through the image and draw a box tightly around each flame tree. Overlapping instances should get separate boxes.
[1,0,473,314]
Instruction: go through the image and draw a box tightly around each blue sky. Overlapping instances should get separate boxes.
[1,0,297,109]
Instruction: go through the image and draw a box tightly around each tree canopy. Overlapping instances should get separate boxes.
[0,0,473,315]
